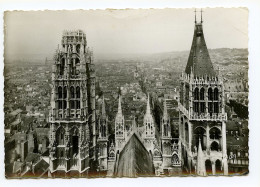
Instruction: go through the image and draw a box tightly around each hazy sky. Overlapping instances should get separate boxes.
[4,8,248,56]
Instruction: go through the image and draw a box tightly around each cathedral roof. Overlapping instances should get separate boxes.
[115,133,154,177]
[185,19,216,77]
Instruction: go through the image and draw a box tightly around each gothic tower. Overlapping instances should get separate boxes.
[49,30,95,175]
[179,11,228,176]
[97,96,108,171]
[161,99,172,168]
[115,95,125,152]
[143,94,155,152]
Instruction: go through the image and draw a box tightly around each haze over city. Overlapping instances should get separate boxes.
[4,8,248,61]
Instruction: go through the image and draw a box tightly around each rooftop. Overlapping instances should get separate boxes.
[185,21,216,77]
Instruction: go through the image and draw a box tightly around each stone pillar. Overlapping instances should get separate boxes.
[189,85,193,116]
[222,121,227,156]
[188,122,193,152]
[73,44,76,53]
[183,120,186,146]
[205,87,209,114]
[222,121,228,175]
[64,158,68,173]
[206,124,210,152]
[212,161,216,175]
[179,113,182,141]
[49,157,54,173]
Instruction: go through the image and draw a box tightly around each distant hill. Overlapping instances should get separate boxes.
[4,48,248,65]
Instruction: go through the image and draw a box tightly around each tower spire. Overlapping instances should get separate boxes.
[146,93,151,115]
[102,95,106,116]
[197,138,206,176]
[117,95,122,115]
[200,9,203,23]
[163,98,168,119]
[194,9,197,23]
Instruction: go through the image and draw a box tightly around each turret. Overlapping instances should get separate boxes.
[196,138,206,176]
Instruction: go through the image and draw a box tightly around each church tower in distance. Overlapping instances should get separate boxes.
[97,96,108,171]
[48,30,96,176]
[179,11,228,176]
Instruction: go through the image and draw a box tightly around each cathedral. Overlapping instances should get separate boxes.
[48,11,228,177]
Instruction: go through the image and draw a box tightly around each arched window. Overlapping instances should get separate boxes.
[214,88,219,100]
[205,160,212,175]
[63,86,67,99]
[70,100,75,109]
[200,102,205,113]
[76,44,81,54]
[76,101,80,109]
[210,141,220,151]
[70,127,79,155]
[72,135,79,155]
[200,88,205,100]
[75,58,80,75]
[58,100,62,109]
[208,88,213,100]
[214,103,219,113]
[208,102,213,114]
[185,123,189,143]
[58,86,62,99]
[56,127,65,145]
[194,102,199,113]
[76,86,80,98]
[172,154,179,165]
[216,159,222,173]
[63,100,67,109]
[194,87,199,100]
[209,127,221,139]
[194,127,206,150]
[164,124,168,137]
[60,58,65,75]
[70,86,75,98]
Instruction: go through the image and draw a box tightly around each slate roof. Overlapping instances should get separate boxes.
[115,133,154,177]
[185,22,216,77]
[33,159,49,177]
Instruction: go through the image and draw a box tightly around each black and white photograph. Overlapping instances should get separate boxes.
[3,8,250,179]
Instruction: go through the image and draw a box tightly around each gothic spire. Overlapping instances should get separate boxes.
[102,95,106,116]
[185,10,216,77]
[194,9,197,23]
[146,93,151,115]
[197,138,206,176]
[163,98,168,120]
[117,94,122,115]
[200,8,203,23]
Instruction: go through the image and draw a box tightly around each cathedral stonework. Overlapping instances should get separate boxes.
[49,30,96,176]
[179,14,228,176]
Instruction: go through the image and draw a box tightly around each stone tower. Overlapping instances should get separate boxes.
[115,95,125,152]
[161,99,172,168]
[143,94,155,152]
[97,96,108,171]
[178,11,228,176]
[48,30,96,175]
